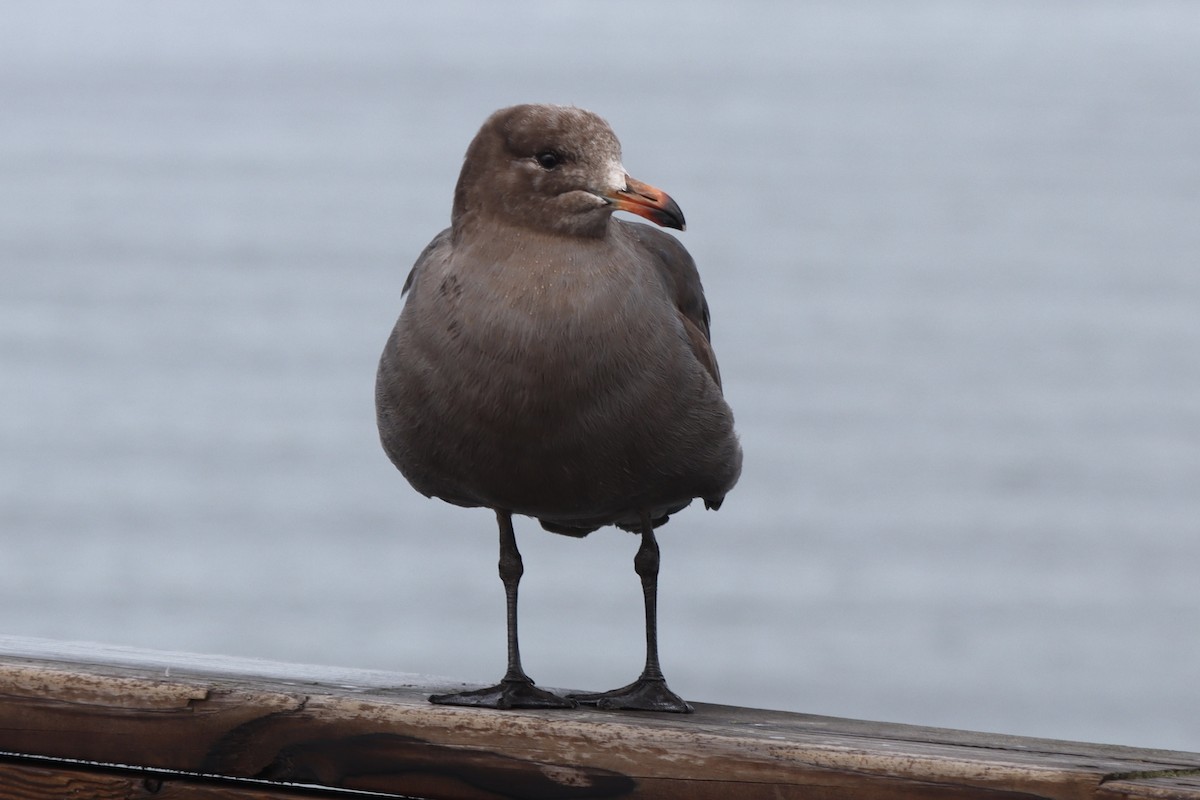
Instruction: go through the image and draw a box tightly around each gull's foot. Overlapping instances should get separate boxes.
[430,677,577,710]
[570,677,693,713]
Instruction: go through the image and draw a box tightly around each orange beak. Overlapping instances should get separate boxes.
[607,175,686,231]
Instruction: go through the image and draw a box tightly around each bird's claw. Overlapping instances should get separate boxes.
[430,677,577,710]
[570,677,693,713]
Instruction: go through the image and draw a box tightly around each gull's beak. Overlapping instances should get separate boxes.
[606,175,686,231]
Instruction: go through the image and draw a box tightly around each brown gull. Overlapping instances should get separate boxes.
[376,103,741,712]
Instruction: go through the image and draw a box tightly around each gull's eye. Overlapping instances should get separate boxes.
[535,151,563,170]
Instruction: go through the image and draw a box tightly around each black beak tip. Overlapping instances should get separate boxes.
[660,199,686,231]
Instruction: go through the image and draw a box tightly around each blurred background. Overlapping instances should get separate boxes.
[2,1,1198,752]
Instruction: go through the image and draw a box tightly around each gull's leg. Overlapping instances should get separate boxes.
[430,510,576,709]
[571,511,693,713]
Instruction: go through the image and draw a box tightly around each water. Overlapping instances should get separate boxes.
[2,1,1199,752]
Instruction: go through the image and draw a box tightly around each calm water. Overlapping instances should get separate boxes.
[2,1,1199,751]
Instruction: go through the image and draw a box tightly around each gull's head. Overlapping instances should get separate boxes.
[452,103,685,238]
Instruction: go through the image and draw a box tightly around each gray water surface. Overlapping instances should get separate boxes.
[2,1,1199,751]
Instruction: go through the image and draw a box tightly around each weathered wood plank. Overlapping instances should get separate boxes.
[0,759,349,800]
[1099,774,1200,800]
[0,635,1197,800]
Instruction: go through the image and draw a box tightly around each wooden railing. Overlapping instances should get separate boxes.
[0,635,1197,799]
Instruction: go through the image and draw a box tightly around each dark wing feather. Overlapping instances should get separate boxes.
[401,228,453,296]
[622,221,722,388]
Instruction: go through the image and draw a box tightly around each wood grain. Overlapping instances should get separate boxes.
[0,760,373,800]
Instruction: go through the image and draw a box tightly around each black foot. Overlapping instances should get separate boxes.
[429,678,577,710]
[570,677,693,713]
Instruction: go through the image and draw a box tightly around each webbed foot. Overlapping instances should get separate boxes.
[570,677,693,713]
[430,677,577,709]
